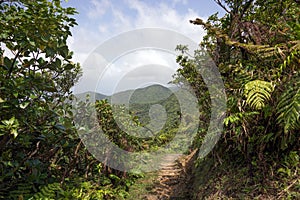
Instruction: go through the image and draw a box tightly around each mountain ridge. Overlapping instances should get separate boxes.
[75,84,179,104]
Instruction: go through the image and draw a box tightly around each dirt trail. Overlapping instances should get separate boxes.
[144,149,198,200]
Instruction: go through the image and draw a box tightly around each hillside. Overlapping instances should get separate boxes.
[75,91,108,101]
[110,84,175,104]
[75,84,176,104]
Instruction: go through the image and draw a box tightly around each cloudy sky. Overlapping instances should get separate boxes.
[64,0,225,95]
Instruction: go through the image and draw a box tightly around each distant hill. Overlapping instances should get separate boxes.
[75,84,179,104]
[110,84,174,104]
[75,91,108,102]
[74,84,198,136]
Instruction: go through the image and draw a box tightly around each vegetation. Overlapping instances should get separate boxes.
[0,0,299,199]
[172,0,300,198]
[0,0,140,199]
[95,85,183,153]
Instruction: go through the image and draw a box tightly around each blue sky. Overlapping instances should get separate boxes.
[63,0,225,94]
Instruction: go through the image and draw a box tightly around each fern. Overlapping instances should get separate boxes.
[276,79,300,133]
[244,80,275,110]
[279,48,300,77]
[29,183,63,200]
[8,183,33,200]
[224,111,259,126]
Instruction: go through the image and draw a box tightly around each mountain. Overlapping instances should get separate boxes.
[110,84,174,104]
[75,84,179,104]
[75,91,108,102]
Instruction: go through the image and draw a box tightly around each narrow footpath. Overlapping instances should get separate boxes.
[144,149,198,200]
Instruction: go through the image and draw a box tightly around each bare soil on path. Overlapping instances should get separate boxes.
[144,149,198,200]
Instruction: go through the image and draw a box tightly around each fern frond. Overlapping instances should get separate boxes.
[244,80,275,110]
[277,80,300,133]
[224,111,259,126]
[279,48,300,76]
[30,183,63,200]
[8,183,33,200]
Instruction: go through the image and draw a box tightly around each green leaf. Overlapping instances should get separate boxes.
[29,94,38,99]
[20,101,30,109]
[60,46,69,58]
[4,57,12,67]
[64,63,74,70]
[44,85,57,92]
[54,124,66,131]
[41,35,50,42]
[276,79,300,132]
[5,117,16,126]
[244,80,274,110]
[11,129,18,138]
[28,40,35,46]
[109,174,121,181]
[45,47,55,57]
[54,58,62,68]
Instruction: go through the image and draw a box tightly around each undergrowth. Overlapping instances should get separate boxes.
[191,149,299,199]
[2,173,144,200]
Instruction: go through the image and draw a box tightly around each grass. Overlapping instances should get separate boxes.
[124,171,158,200]
[190,152,300,199]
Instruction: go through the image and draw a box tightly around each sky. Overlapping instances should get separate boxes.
[63,0,226,95]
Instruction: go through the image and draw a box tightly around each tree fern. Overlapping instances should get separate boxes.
[244,80,275,110]
[276,79,300,133]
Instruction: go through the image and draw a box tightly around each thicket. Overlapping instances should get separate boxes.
[1,0,299,199]
[173,0,299,198]
[0,1,141,199]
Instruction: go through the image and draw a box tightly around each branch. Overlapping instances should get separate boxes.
[7,48,23,78]
[189,18,272,52]
[26,141,41,159]
[213,0,230,14]
[240,0,254,20]
[277,179,299,199]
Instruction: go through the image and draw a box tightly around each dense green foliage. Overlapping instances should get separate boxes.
[1,0,299,199]
[0,1,139,199]
[95,86,182,152]
[0,0,80,196]
[173,0,299,198]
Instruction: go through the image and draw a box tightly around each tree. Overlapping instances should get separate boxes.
[174,0,299,197]
[0,0,81,197]
[190,0,300,152]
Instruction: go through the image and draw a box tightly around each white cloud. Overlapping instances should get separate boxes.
[70,0,207,94]
[87,0,111,19]
[172,0,188,6]
[71,0,206,63]
[98,25,108,33]
[126,0,205,42]
[110,6,134,32]
[74,49,179,94]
